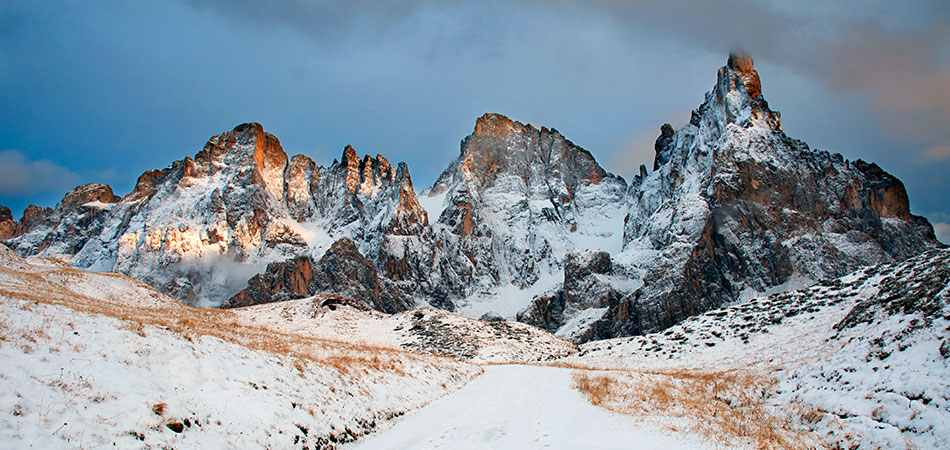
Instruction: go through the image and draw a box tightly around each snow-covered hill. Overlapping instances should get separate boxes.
[0,245,482,448]
[232,296,577,363]
[567,248,950,449]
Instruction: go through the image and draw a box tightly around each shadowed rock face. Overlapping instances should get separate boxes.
[224,256,314,308]
[518,249,625,343]
[224,238,412,313]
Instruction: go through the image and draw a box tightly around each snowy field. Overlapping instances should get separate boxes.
[351,365,713,450]
[1,243,947,449]
[0,247,480,448]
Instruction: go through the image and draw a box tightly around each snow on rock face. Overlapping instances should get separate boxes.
[518,249,634,343]
[4,123,428,308]
[415,113,627,312]
[596,52,941,338]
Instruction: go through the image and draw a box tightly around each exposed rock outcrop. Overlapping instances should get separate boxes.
[413,113,628,311]
[224,238,412,313]
[518,250,627,342]
[0,205,16,240]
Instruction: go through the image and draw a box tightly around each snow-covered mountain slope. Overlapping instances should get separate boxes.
[567,248,950,449]
[0,245,480,449]
[523,51,941,342]
[232,296,577,363]
[415,113,628,316]
[4,123,428,307]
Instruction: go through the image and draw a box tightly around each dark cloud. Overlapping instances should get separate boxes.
[178,0,440,41]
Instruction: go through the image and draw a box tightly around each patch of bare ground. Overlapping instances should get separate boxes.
[572,368,816,450]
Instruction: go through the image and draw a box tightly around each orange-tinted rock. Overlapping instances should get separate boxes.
[60,183,119,210]
[473,113,518,139]
[727,50,755,73]
[16,205,52,235]
[0,205,16,239]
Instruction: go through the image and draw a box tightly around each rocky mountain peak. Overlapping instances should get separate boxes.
[472,113,521,139]
[611,52,941,339]
[60,183,120,210]
[338,145,403,195]
[727,50,755,74]
[193,122,288,199]
[687,52,780,134]
[432,113,616,195]
[198,122,285,166]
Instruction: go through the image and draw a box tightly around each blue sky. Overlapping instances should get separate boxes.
[1,0,947,241]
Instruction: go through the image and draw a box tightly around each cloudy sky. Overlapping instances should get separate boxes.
[1,0,947,241]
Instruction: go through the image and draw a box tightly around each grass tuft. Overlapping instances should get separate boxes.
[572,368,814,450]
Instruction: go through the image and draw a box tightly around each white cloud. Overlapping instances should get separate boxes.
[0,149,81,196]
[933,222,950,245]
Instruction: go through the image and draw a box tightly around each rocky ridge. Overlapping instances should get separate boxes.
[4,123,428,307]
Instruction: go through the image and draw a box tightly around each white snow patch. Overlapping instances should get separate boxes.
[556,307,608,341]
[455,271,563,320]
[417,191,447,225]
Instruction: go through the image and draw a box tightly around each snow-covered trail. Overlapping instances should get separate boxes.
[352,365,712,450]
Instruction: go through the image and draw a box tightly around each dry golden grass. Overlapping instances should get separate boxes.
[572,368,814,450]
[0,261,458,378]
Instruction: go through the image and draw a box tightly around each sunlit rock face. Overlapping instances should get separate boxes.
[0,205,16,240]
[5,123,428,308]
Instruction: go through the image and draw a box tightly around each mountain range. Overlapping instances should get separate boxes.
[1,52,940,343]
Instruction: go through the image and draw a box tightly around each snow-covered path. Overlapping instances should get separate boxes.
[352,365,712,450]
